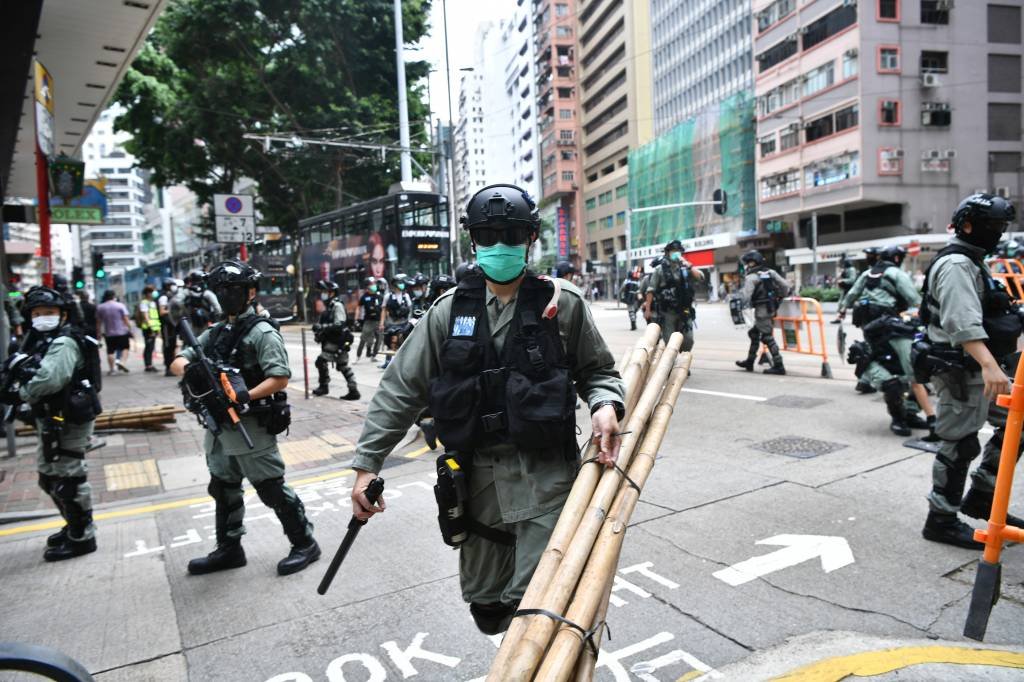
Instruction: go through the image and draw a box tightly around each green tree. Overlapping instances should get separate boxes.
[115,0,432,236]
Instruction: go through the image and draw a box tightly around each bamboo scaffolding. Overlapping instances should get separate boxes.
[486,326,661,680]
[15,405,184,435]
[501,333,685,682]
[539,352,692,681]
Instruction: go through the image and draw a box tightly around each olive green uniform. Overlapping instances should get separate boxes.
[837,264,859,293]
[315,297,356,393]
[646,262,698,351]
[22,335,96,541]
[924,238,1006,514]
[353,278,624,605]
[179,310,311,543]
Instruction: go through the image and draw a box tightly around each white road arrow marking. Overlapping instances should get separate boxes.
[713,534,854,586]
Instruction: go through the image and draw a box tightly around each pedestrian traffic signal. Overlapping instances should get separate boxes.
[91,251,106,279]
[713,188,728,216]
[72,266,85,290]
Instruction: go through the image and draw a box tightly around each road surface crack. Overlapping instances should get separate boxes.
[647,592,754,652]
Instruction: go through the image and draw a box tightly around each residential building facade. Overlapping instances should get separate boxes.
[453,67,487,213]
[754,0,1024,283]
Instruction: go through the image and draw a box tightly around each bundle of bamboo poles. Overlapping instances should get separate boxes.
[16,405,184,435]
[487,324,692,682]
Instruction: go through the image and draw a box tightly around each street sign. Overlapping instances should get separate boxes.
[213,193,254,217]
[215,215,256,243]
[50,206,102,225]
[34,60,55,158]
[907,240,921,257]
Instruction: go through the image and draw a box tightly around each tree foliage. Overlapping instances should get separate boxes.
[115,0,432,235]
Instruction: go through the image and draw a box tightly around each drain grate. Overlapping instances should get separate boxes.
[763,395,832,409]
[752,436,848,459]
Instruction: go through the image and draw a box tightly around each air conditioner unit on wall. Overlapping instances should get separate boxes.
[936,0,954,9]
[927,149,940,159]
[922,73,941,88]
[943,149,957,159]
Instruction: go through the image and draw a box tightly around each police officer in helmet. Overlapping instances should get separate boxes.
[355,277,383,361]
[735,250,791,375]
[349,183,625,635]
[312,280,358,400]
[172,260,320,575]
[918,193,1024,548]
[427,273,457,307]
[643,239,704,350]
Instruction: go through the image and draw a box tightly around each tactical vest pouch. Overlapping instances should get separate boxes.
[257,391,291,436]
[505,368,573,452]
[63,381,101,424]
[429,338,484,451]
[434,453,470,547]
[852,302,893,328]
[983,312,1021,361]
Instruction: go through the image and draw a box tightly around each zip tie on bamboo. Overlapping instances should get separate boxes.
[539,352,692,682]
[487,326,661,680]
[499,332,685,682]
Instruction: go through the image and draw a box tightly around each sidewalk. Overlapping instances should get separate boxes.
[0,355,370,517]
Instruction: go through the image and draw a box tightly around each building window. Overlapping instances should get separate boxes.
[805,113,835,142]
[588,242,598,260]
[561,170,575,181]
[603,216,614,230]
[615,184,628,199]
[757,78,801,117]
[842,49,859,78]
[805,152,860,188]
[602,238,614,254]
[555,3,568,16]
[585,197,597,210]
[920,51,949,74]
[586,221,597,232]
[760,170,801,199]
[989,54,1023,93]
[878,148,904,175]
[920,0,949,24]
[556,25,572,38]
[802,5,857,52]
[559,109,573,119]
[922,102,952,126]
[757,0,796,32]
[615,211,625,226]
[802,61,835,98]
[878,46,901,73]
[989,103,1022,140]
[780,125,800,150]
[559,129,574,140]
[598,191,613,205]
[880,99,901,125]
[756,37,798,73]
[988,5,1022,43]
[759,133,778,157]
[878,0,900,21]
[990,151,1022,173]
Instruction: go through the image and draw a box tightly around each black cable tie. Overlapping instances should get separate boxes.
[611,461,642,494]
[511,609,609,656]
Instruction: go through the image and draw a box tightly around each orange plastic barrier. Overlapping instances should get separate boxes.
[772,296,833,378]
[989,258,1024,302]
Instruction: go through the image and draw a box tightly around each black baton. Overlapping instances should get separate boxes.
[317,477,385,595]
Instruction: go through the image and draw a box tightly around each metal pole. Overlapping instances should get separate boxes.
[301,327,310,399]
[394,0,412,183]
[442,0,461,265]
[811,211,819,286]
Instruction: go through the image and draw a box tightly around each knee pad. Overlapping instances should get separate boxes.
[254,477,287,509]
[207,476,241,502]
[37,472,56,494]
[955,435,981,461]
[53,475,87,502]
[747,327,760,341]
[469,601,519,636]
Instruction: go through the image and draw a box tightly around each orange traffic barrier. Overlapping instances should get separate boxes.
[964,351,1024,641]
[772,296,833,378]
[989,258,1024,302]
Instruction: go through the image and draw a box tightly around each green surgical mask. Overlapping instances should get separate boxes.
[476,243,528,283]
[369,286,378,293]
[669,251,682,262]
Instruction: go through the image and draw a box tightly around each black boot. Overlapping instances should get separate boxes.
[469,601,519,635]
[735,358,754,371]
[44,535,96,562]
[855,380,877,394]
[278,538,321,576]
[187,541,247,575]
[47,526,68,548]
[763,363,786,375]
[922,511,984,549]
[960,488,1024,528]
[312,384,329,397]
[882,380,911,437]
[339,388,361,401]
[922,415,940,442]
[905,412,930,429]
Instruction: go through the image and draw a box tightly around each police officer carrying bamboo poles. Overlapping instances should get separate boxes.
[348,184,625,635]
[912,194,1024,548]
[734,250,791,375]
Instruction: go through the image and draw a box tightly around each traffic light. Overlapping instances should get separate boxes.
[91,250,106,280]
[713,188,728,216]
[72,266,85,290]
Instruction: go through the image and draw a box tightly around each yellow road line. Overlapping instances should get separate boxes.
[404,445,432,458]
[772,645,1024,680]
[0,469,354,538]
[676,672,703,682]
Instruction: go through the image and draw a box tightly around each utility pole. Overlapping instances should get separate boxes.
[394,0,412,184]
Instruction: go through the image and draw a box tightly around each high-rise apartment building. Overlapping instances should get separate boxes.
[504,0,541,198]
[453,67,486,213]
[577,0,654,291]
[650,0,754,134]
[754,1,1024,283]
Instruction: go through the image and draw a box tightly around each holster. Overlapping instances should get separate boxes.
[432,452,515,548]
[251,391,291,436]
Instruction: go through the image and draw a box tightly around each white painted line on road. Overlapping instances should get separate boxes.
[713,534,854,586]
[681,388,767,402]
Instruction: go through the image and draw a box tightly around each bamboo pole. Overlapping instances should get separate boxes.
[536,353,692,681]
[487,328,660,680]
[502,334,684,682]
[571,555,616,682]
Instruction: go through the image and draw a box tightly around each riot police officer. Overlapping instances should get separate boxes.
[10,286,102,561]
[184,270,222,328]
[355,277,383,361]
[426,273,456,308]
[350,184,624,635]
[917,194,1023,548]
[841,245,930,436]
[735,250,791,375]
[836,247,884,393]
[172,260,320,575]
[379,273,413,369]
[410,272,430,314]
[836,254,859,296]
[312,279,358,400]
[643,240,704,350]
[618,271,640,331]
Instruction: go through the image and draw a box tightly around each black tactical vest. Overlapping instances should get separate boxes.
[205,313,280,389]
[427,273,576,457]
[750,267,779,312]
[360,293,381,321]
[387,292,411,319]
[657,261,695,314]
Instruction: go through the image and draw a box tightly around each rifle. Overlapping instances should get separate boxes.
[178,318,254,450]
[318,477,385,595]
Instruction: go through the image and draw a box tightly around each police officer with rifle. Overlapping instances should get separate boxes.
[912,194,1024,548]
[311,280,358,400]
[172,260,320,576]
[734,250,791,375]
[347,184,625,635]
[1,286,102,561]
[643,240,704,350]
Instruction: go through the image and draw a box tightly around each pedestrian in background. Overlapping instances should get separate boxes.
[136,284,161,372]
[97,290,132,375]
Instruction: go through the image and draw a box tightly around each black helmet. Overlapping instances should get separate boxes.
[555,261,575,278]
[23,286,68,313]
[316,279,339,293]
[881,245,907,265]
[186,270,206,287]
[413,272,430,287]
[741,249,765,266]
[952,193,1016,234]
[206,260,260,292]
[431,274,456,291]
[362,277,375,288]
[664,239,684,253]
[52,274,69,294]
[454,262,479,283]
[863,246,881,265]
[460,184,540,232]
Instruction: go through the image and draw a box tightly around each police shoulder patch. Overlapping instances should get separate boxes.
[452,315,476,337]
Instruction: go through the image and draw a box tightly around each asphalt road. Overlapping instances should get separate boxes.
[1,300,1022,681]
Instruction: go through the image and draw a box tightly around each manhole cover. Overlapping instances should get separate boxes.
[763,395,832,409]
[752,436,848,459]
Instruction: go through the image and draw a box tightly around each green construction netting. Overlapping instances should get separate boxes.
[628,91,756,249]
